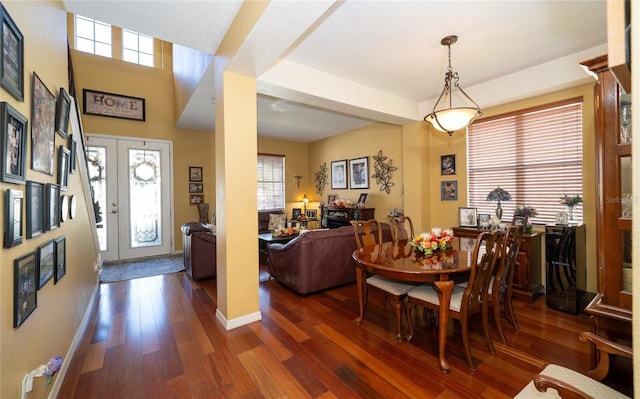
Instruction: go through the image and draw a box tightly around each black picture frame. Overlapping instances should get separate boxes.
[31,72,56,175]
[512,215,527,228]
[441,180,458,201]
[55,236,66,284]
[45,183,60,231]
[349,157,369,189]
[37,239,55,289]
[14,251,37,328]
[26,180,44,239]
[189,194,203,205]
[331,160,347,189]
[305,209,318,219]
[459,207,478,227]
[292,208,302,220]
[440,154,456,175]
[55,87,71,138]
[57,145,70,190]
[4,188,23,248]
[327,194,336,204]
[189,166,202,182]
[188,182,203,193]
[0,4,24,102]
[357,193,368,205]
[68,134,77,174]
[83,88,145,121]
[1,101,27,184]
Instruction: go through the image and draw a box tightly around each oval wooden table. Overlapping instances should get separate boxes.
[352,238,476,373]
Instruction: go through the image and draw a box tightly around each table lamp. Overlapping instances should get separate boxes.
[486,186,511,219]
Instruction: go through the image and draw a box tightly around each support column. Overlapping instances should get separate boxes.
[214,67,260,328]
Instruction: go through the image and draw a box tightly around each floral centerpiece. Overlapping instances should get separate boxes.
[514,205,537,232]
[414,249,455,269]
[272,226,300,237]
[410,229,455,256]
[330,198,355,208]
[560,194,582,221]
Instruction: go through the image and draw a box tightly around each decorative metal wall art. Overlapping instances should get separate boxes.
[314,162,328,195]
[372,150,397,194]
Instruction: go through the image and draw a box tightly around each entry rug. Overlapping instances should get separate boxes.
[100,254,185,283]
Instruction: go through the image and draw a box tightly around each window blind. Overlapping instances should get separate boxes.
[467,98,583,225]
[257,154,285,211]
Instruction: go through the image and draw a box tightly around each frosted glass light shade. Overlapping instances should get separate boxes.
[426,107,481,133]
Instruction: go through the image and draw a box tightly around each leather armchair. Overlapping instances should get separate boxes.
[181,222,216,281]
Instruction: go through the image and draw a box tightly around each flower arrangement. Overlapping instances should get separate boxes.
[272,226,300,237]
[386,208,404,220]
[330,198,355,208]
[514,205,538,218]
[410,229,455,256]
[560,194,583,208]
[414,249,455,269]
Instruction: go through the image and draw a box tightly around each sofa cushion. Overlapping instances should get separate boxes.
[259,209,284,233]
[268,213,287,230]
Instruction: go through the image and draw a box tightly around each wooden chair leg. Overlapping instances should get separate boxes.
[482,301,496,354]
[493,296,507,343]
[404,300,413,341]
[505,289,520,330]
[381,295,388,310]
[393,300,403,342]
[460,318,476,370]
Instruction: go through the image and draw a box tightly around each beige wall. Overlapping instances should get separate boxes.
[70,45,216,251]
[0,2,99,398]
[308,123,404,224]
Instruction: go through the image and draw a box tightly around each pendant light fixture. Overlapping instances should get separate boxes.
[424,35,482,136]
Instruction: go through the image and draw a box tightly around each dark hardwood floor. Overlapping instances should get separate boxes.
[57,270,632,398]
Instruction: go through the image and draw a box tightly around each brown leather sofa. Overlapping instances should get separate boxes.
[181,222,217,281]
[267,223,392,295]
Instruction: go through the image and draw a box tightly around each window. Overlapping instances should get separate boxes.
[122,29,154,67]
[467,98,583,225]
[75,15,111,57]
[257,154,285,211]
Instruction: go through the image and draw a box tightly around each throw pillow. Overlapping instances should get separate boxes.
[268,213,287,230]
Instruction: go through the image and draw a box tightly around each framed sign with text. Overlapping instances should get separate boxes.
[83,89,145,121]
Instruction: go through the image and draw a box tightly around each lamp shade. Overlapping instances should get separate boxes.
[486,187,511,202]
[426,107,482,133]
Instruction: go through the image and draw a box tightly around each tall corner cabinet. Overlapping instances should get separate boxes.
[580,55,632,347]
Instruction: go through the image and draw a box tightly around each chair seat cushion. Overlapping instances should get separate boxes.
[366,275,415,295]
[514,364,629,399]
[408,284,465,312]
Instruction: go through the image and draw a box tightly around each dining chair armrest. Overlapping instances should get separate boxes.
[579,332,632,381]
[533,374,594,399]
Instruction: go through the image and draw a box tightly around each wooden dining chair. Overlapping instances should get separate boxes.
[390,216,415,242]
[353,219,416,341]
[487,225,523,343]
[406,230,501,369]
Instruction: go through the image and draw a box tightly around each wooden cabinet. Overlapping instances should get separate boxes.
[580,55,631,349]
[453,227,543,302]
[321,207,375,228]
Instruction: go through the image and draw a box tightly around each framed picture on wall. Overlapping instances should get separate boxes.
[55,88,71,138]
[26,181,44,239]
[189,182,203,193]
[38,239,55,289]
[1,101,27,184]
[0,4,24,101]
[4,188,23,248]
[31,72,56,175]
[45,183,60,231]
[440,154,456,175]
[189,166,202,182]
[331,160,347,189]
[189,194,204,205]
[55,236,66,284]
[14,251,37,328]
[57,145,70,190]
[349,157,369,189]
[441,180,458,201]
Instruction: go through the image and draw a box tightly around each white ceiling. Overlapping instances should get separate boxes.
[63,0,607,143]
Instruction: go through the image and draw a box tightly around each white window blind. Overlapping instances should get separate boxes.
[467,98,583,225]
[257,154,285,211]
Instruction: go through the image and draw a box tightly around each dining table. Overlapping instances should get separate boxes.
[352,237,477,373]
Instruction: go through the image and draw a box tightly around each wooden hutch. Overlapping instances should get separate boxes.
[581,54,632,355]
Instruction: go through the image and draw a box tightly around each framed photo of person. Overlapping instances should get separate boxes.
[1,101,27,184]
[189,166,202,182]
[327,194,336,204]
[440,154,456,175]
[26,180,44,239]
[331,160,348,189]
[38,239,55,289]
[441,180,458,201]
[14,251,37,328]
[55,236,66,284]
[349,157,369,189]
[4,188,23,248]
[459,207,478,227]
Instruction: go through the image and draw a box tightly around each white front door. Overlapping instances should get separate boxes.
[86,135,173,261]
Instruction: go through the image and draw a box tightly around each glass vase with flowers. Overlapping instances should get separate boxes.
[560,195,582,222]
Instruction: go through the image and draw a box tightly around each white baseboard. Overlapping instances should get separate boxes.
[47,285,99,399]
[216,309,262,330]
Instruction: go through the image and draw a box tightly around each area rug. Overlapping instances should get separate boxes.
[100,254,185,283]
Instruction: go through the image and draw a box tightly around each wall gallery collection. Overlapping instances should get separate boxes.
[1,5,75,328]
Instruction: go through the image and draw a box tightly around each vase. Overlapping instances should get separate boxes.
[565,205,575,222]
